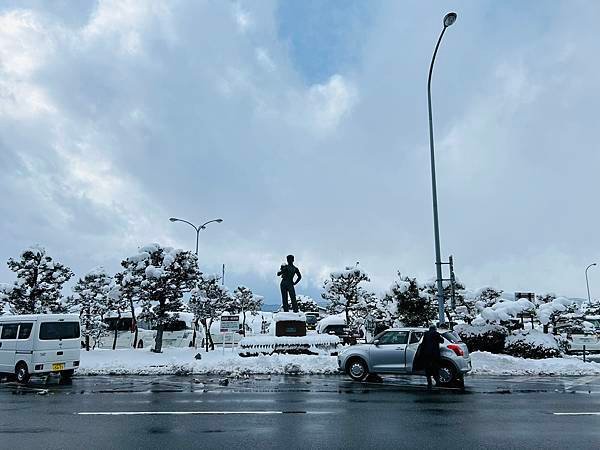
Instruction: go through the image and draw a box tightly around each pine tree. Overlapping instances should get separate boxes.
[387,274,437,327]
[296,295,318,312]
[67,267,112,351]
[420,278,468,324]
[104,283,129,350]
[0,284,8,315]
[231,286,263,335]
[5,246,73,314]
[322,266,375,328]
[189,275,230,351]
[119,244,200,353]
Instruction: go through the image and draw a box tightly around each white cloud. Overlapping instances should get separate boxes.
[1,1,600,303]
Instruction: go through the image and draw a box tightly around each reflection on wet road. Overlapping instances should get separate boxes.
[1,374,600,449]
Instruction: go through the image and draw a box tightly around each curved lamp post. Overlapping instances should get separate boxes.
[585,263,597,303]
[169,217,223,255]
[427,12,457,325]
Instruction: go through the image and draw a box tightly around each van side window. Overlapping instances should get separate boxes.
[18,323,33,339]
[1,324,18,339]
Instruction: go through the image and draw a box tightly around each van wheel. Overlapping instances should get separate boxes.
[60,369,75,380]
[15,363,30,384]
[137,340,144,349]
[346,358,369,382]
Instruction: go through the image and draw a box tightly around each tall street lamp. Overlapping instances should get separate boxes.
[427,12,457,325]
[169,217,223,255]
[585,263,596,303]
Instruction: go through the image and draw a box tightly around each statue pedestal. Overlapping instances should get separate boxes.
[273,312,307,337]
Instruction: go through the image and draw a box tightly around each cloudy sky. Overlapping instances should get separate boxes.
[1,0,599,304]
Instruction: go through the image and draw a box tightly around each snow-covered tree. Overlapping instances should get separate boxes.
[296,295,319,312]
[189,275,230,351]
[67,267,112,351]
[0,284,8,315]
[5,246,73,314]
[387,274,437,327]
[119,244,200,353]
[421,278,467,324]
[322,267,377,328]
[105,284,129,350]
[231,286,263,335]
[583,300,600,316]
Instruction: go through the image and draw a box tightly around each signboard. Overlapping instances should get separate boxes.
[220,315,240,334]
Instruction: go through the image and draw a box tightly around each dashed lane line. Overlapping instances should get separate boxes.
[76,410,333,416]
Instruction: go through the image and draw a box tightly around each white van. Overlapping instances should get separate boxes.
[93,312,154,349]
[139,312,199,348]
[0,314,81,383]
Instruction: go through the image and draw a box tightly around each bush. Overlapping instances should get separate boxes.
[504,330,562,359]
[454,323,508,354]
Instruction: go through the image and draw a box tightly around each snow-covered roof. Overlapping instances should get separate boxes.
[0,313,79,322]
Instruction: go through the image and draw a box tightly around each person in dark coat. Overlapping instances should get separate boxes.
[414,325,444,388]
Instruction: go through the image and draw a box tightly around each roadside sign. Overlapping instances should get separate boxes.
[220,315,240,333]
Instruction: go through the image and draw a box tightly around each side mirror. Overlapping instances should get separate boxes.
[373,339,380,346]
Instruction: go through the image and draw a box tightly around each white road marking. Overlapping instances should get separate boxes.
[77,411,327,416]
[553,412,600,416]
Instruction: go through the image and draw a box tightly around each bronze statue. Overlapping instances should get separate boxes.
[277,254,302,313]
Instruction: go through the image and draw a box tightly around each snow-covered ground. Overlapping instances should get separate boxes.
[78,348,600,377]
[470,352,600,376]
[79,348,339,377]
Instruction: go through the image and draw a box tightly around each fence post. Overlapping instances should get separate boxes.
[583,345,586,363]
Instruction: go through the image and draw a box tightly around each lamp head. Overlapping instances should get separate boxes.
[216,218,223,223]
[444,12,457,27]
[169,217,178,222]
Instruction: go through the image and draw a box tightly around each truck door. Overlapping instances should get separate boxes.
[0,323,19,373]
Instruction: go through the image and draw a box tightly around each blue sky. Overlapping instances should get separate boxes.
[1,1,600,305]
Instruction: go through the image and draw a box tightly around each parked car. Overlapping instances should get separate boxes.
[0,314,81,384]
[337,328,471,386]
[305,312,320,330]
[554,315,600,353]
[320,324,359,345]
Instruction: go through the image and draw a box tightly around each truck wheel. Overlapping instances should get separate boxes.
[15,362,30,384]
[346,358,369,382]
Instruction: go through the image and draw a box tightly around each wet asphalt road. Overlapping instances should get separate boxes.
[1,374,600,450]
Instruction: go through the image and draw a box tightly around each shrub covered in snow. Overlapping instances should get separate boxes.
[504,329,563,359]
[454,323,508,354]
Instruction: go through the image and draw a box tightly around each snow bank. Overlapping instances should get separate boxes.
[78,348,339,376]
[471,351,600,376]
[273,312,306,322]
[78,347,600,377]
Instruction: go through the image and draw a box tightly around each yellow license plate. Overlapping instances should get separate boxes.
[52,363,65,371]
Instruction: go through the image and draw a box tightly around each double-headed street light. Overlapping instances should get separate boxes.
[169,217,223,255]
[427,12,457,325]
[585,263,596,303]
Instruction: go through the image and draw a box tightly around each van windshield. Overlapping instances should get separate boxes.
[159,320,188,332]
[39,322,80,340]
[104,318,133,331]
